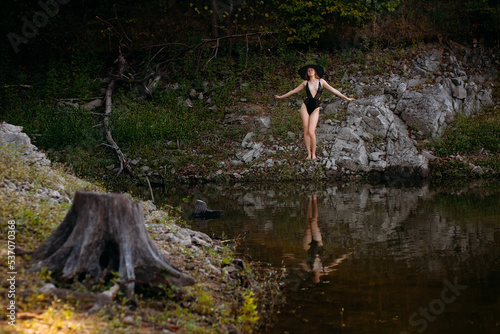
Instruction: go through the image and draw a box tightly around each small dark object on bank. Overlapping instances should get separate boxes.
[193,200,224,219]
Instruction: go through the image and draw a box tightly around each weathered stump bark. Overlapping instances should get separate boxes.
[29,190,194,297]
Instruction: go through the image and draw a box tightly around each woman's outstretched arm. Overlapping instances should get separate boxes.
[275,81,306,99]
[321,79,354,101]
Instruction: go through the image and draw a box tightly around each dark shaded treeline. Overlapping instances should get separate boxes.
[1,0,498,63]
[0,0,498,120]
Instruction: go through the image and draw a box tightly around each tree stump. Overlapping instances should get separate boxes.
[29,190,195,298]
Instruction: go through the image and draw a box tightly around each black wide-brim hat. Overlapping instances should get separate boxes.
[298,64,325,79]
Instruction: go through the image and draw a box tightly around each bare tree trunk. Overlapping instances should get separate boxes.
[103,78,133,176]
[28,190,195,298]
[211,0,219,37]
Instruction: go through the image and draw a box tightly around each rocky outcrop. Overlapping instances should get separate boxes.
[231,45,496,179]
[394,76,493,137]
[0,122,51,167]
[317,95,430,177]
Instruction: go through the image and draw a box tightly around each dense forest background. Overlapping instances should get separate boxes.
[0,0,499,183]
[2,0,499,70]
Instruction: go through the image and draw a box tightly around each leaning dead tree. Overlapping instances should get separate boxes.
[96,11,136,176]
[102,51,134,176]
[94,10,275,177]
[27,190,195,298]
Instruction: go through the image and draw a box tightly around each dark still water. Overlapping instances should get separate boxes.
[134,180,500,334]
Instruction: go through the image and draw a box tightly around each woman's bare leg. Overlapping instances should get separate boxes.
[300,104,312,159]
[303,195,313,250]
[309,194,322,246]
[308,108,320,160]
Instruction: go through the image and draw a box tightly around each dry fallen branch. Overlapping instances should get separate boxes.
[154,31,276,71]
[30,282,121,314]
[55,97,104,101]
[3,84,32,88]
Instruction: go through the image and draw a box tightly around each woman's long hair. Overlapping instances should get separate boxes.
[305,69,320,81]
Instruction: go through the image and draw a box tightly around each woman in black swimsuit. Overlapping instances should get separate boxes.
[275,65,354,160]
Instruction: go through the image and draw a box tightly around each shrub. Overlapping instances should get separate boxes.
[433,113,500,156]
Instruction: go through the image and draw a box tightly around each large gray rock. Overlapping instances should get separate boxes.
[317,95,430,177]
[395,79,455,136]
[349,96,428,176]
[394,76,493,137]
[0,122,50,166]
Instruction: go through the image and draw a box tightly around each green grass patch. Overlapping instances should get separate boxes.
[429,109,500,180]
[432,112,500,156]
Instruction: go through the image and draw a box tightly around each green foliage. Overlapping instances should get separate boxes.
[236,291,260,332]
[270,105,302,139]
[430,158,471,180]
[43,53,102,99]
[463,0,500,41]
[278,0,402,44]
[3,100,103,150]
[432,113,500,156]
[430,110,500,180]
[3,50,104,153]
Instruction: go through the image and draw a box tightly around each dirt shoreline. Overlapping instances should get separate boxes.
[0,126,284,333]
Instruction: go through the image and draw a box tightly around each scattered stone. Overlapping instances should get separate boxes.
[83,99,102,111]
[471,165,484,175]
[0,122,51,167]
[422,150,437,162]
[193,200,224,219]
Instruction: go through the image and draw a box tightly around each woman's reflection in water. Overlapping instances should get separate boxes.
[302,194,351,283]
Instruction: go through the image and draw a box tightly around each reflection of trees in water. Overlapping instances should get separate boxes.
[159,181,498,279]
[320,184,498,276]
[217,183,498,277]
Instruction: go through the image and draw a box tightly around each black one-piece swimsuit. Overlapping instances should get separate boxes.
[304,81,323,115]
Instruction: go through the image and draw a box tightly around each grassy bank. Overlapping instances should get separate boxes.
[1,42,499,188]
[0,146,283,333]
[429,89,500,182]
[1,43,326,186]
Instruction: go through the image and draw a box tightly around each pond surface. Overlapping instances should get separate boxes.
[133,180,500,334]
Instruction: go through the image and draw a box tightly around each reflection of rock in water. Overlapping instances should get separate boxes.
[192,200,224,229]
[193,199,224,218]
[321,184,498,275]
[215,182,498,276]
